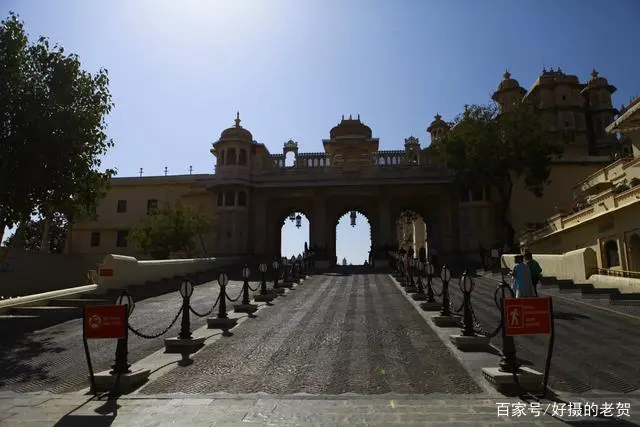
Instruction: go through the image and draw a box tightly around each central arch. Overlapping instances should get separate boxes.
[335,209,372,266]
[326,199,379,267]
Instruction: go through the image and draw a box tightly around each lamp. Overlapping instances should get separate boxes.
[296,214,302,228]
[426,262,434,276]
[115,292,135,316]
[350,210,357,227]
[258,263,267,273]
[460,273,474,293]
[289,212,296,221]
[441,265,451,282]
[242,265,251,280]
[218,272,229,287]
[272,260,279,270]
[180,279,194,299]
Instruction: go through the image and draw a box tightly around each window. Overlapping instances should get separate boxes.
[147,199,158,215]
[239,148,247,165]
[227,148,236,165]
[225,191,235,206]
[219,150,225,165]
[237,191,247,206]
[117,200,127,213]
[217,192,223,206]
[90,232,101,247]
[116,230,129,248]
[604,240,620,267]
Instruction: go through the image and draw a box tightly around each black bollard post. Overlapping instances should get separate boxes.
[259,264,268,295]
[459,273,476,337]
[498,281,520,372]
[273,260,280,289]
[218,281,228,319]
[426,262,436,302]
[178,280,194,340]
[416,262,425,294]
[111,292,134,375]
[440,265,452,317]
[241,265,250,305]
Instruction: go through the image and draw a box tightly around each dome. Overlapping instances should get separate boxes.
[329,115,372,139]
[427,113,449,133]
[219,112,253,141]
[584,69,616,93]
[496,71,524,92]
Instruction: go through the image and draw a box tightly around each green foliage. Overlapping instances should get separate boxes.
[2,213,68,253]
[0,12,116,231]
[432,102,564,243]
[630,177,640,188]
[130,202,211,260]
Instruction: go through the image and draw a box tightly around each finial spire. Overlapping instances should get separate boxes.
[234,111,241,127]
[435,112,441,120]
[357,114,360,120]
[503,70,511,79]
[591,69,599,79]
[349,114,352,120]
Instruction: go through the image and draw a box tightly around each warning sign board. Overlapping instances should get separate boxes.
[504,297,552,336]
[99,268,114,277]
[84,305,126,339]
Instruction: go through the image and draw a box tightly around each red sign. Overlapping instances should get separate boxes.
[504,297,552,336]
[99,268,114,277]
[84,305,126,339]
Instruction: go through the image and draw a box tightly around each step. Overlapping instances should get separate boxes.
[610,293,640,306]
[9,305,81,317]
[52,298,111,307]
[580,287,620,299]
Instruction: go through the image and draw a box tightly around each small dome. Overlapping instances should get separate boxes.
[427,113,449,133]
[219,112,253,141]
[329,115,372,139]
[496,71,524,92]
[584,69,616,92]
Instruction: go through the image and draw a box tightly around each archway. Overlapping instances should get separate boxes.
[335,210,372,266]
[280,211,310,260]
[628,233,640,271]
[395,209,429,263]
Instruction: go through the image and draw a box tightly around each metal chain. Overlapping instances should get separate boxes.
[248,282,260,292]
[190,293,220,318]
[431,280,443,297]
[128,305,183,339]
[226,287,243,303]
[470,284,508,338]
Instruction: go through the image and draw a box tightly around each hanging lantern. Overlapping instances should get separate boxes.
[289,212,296,222]
[350,210,357,227]
[295,214,302,228]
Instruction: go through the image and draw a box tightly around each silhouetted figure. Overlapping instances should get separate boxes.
[478,244,486,270]
[418,245,427,263]
[408,246,415,260]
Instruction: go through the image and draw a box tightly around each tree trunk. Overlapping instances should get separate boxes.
[40,217,51,253]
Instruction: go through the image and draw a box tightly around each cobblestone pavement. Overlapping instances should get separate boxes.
[141,273,483,394]
[2,392,639,426]
[442,273,640,394]
[0,279,248,393]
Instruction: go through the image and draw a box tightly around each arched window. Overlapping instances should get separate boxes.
[219,150,225,165]
[217,192,223,207]
[225,191,235,206]
[238,149,247,165]
[604,240,620,267]
[237,191,247,206]
[227,148,237,165]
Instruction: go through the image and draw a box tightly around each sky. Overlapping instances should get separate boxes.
[3,0,640,263]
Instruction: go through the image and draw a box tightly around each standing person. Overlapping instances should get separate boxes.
[524,252,543,296]
[430,247,439,273]
[511,254,535,298]
[408,246,415,260]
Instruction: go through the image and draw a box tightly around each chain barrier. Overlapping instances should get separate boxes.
[431,278,443,297]
[190,293,220,318]
[247,282,260,292]
[128,305,184,339]
[470,282,511,338]
[226,287,243,303]
[449,277,465,314]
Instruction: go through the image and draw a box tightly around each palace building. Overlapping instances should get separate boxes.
[66,69,632,265]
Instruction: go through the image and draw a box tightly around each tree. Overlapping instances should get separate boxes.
[0,12,116,248]
[130,201,212,260]
[2,213,68,253]
[432,102,564,245]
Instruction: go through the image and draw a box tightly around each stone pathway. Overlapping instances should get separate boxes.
[2,392,639,426]
[140,274,481,394]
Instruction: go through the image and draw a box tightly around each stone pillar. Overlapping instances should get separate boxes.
[252,196,268,256]
[311,197,327,252]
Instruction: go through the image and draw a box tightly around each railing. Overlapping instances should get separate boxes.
[590,268,640,280]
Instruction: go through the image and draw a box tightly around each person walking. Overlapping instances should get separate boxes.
[418,245,427,264]
[524,252,543,296]
[478,244,486,270]
[511,254,535,298]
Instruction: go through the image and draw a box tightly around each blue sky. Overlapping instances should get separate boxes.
[3,0,639,263]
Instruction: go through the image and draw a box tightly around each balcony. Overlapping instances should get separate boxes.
[575,156,638,194]
[519,184,640,245]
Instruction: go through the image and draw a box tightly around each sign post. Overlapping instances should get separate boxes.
[503,296,555,397]
[82,305,127,395]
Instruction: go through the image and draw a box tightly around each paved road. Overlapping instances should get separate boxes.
[0,278,249,393]
[442,273,640,394]
[141,273,483,394]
